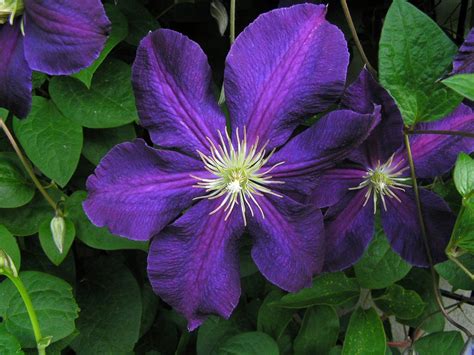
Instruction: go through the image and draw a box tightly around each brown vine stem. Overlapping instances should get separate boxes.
[340,0,377,76]
[0,116,57,211]
[403,133,473,338]
[407,129,474,139]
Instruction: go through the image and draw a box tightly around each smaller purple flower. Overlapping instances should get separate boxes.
[84,4,380,329]
[452,28,474,75]
[314,68,474,271]
[0,0,110,118]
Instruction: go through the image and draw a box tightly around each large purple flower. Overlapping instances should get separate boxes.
[314,68,474,271]
[452,28,474,75]
[84,4,381,329]
[0,0,110,118]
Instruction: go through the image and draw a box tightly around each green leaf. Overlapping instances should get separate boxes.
[0,157,34,208]
[397,269,445,332]
[354,230,411,289]
[139,284,159,338]
[82,124,136,165]
[257,290,293,341]
[435,254,474,290]
[65,191,147,251]
[197,317,241,355]
[342,308,386,355]
[0,325,23,355]
[294,305,339,355]
[218,332,279,355]
[72,4,128,88]
[414,331,464,355]
[0,192,57,236]
[373,284,425,320]
[453,153,474,197]
[442,74,474,101]
[38,218,75,266]
[379,0,461,125]
[50,59,138,128]
[32,72,47,90]
[117,0,160,46]
[0,225,20,269]
[13,97,83,187]
[273,272,360,309]
[450,196,474,253]
[70,257,142,354]
[0,271,79,348]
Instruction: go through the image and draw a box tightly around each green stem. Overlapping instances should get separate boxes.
[4,273,45,355]
[340,0,377,76]
[229,0,236,45]
[0,116,57,211]
[403,133,473,338]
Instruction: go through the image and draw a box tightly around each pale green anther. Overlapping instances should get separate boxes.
[0,0,24,25]
[50,215,66,254]
[192,128,285,226]
[349,154,411,213]
[0,249,18,277]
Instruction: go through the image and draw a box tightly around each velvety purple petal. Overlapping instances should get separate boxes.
[224,3,348,149]
[23,0,110,75]
[248,195,325,292]
[132,29,226,157]
[0,23,32,118]
[267,108,379,197]
[341,68,404,167]
[84,139,207,241]
[452,28,474,75]
[381,188,454,267]
[311,167,366,208]
[323,189,375,272]
[147,199,244,330]
[392,104,474,178]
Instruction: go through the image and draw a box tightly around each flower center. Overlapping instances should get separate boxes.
[0,0,24,25]
[192,128,284,225]
[349,155,411,213]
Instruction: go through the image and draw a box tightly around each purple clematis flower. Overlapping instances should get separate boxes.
[452,28,474,75]
[314,68,474,271]
[0,0,110,118]
[84,4,381,329]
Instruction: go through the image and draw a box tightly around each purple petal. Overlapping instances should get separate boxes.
[341,68,404,167]
[452,28,474,75]
[23,0,110,75]
[248,195,325,292]
[381,188,454,267]
[0,23,32,118]
[267,108,379,197]
[393,104,474,178]
[84,139,206,241]
[323,189,375,272]
[224,3,348,149]
[132,29,226,157]
[311,167,366,208]
[147,199,244,330]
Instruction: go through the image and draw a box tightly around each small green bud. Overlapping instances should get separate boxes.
[0,249,18,277]
[50,216,66,254]
[0,0,24,25]
[37,336,53,351]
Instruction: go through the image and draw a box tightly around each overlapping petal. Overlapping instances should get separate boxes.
[0,22,32,118]
[341,68,404,168]
[452,28,474,75]
[224,3,349,149]
[147,199,244,330]
[392,104,474,178]
[84,139,207,241]
[322,190,375,271]
[23,0,110,75]
[248,195,324,292]
[267,108,379,197]
[132,29,226,157]
[381,188,454,266]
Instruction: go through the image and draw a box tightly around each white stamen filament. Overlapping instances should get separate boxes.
[192,127,284,225]
[349,154,411,214]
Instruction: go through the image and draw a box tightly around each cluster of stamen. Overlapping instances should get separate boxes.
[0,0,24,25]
[192,128,284,225]
[349,155,411,213]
